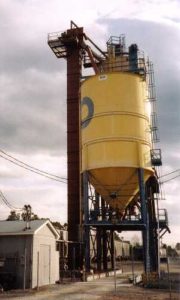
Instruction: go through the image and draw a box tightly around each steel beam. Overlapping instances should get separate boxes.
[110,230,115,269]
[138,168,150,273]
[147,185,158,272]
[102,229,108,270]
[83,172,91,272]
[101,198,108,270]
[96,228,102,271]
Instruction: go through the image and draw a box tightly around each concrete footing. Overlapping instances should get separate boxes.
[86,269,122,281]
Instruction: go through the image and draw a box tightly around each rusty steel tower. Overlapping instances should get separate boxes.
[48,21,106,268]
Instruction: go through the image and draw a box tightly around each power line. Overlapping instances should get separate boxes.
[0,190,22,211]
[159,168,180,184]
[0,191,12,209]
[0,149,67,180]
[0,150,67,184]
[160,173,180,184]
[160,169,180,178]
[0,154,66,183]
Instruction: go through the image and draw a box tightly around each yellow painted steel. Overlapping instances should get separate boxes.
[81,72,154,213]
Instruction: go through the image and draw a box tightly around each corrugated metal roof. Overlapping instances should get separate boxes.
[0,220,59,237]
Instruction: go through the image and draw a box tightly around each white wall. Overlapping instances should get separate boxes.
[31,224,59,288]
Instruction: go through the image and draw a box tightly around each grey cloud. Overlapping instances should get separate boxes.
[98,18,180,151]
[165,201,180,226]
[165,16,180,23]
[0,70,67,155]
[0,2,68,155]
[0,4,68,156]
[0,1,65,75]
[0,40,66,74]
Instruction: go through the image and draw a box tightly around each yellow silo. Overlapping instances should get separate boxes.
[81,71,154,213]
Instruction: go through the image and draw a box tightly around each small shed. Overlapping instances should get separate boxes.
[0,220,59,289]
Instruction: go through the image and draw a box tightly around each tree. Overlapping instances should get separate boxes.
[6,210,20,221]
[175,243,180,250]
[63,223,68,230]
[167,245,178,257]
[52,221,63,230]
[6,205,40,221]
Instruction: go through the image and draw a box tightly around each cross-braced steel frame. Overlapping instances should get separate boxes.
[82,169,161,274]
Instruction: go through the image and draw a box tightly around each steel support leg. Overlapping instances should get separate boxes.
[138,168,150,273]
[95,193,102,271]
[148,186,158,272]
[101,198,108,270]
[110,230,115,269]
[103,229,108,270]
[97,228,102,271]
[83,172,90,272]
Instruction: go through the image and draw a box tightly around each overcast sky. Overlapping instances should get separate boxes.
[0,0,180,245]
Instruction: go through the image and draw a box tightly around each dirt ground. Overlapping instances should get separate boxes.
[0,260,179,300]
[100,287,179,300]
[0,278,179,300]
